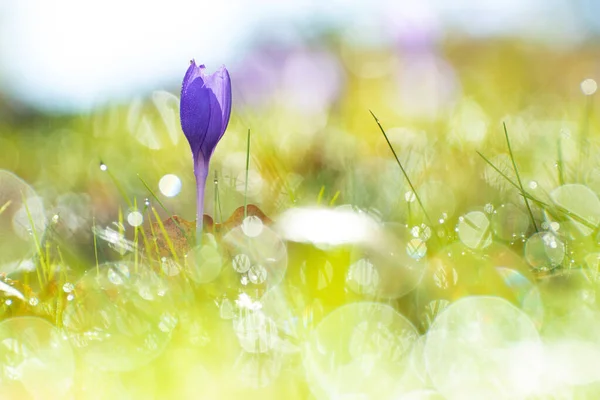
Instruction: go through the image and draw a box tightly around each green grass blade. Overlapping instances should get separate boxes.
[244,128,251,220]
[502,122,538,232]
[369,110,433,227]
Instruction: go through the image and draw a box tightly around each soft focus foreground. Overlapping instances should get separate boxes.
[1,38,600,399]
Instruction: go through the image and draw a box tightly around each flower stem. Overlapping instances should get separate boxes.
[194,153,209,247]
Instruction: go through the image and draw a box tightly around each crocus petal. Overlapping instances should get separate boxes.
[180,76,211,157]
[181,60,205,93]
[202,65,232,135]
[198,91,224,159]
[180,62,232,160]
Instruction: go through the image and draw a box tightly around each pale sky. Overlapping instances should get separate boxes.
[0,0,588,112]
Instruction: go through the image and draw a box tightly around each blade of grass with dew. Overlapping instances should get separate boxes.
[244,128,251,220]
[477,151,597,229]
[92,216,100,276]
[369,110,434,227]
[557,137,565,186]
[145,208,163,266]
[136,199,157,265]
[21,192,46,288]
[138,174,193,248]
[45,241,51,282]
[503,122,538,232]
[118,206,125,241]
[56,245,68,328]
[133,198,139,274]
[100,160,133,209]
[150,207,180,265]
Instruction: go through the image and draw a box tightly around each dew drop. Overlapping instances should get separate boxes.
[159,174,182,197]
[127,211,144,227]
[28,297,39,306]
[248,264,268,284]
[406,238,427,260]
[581,78,597,96]
[99,162,108,171]
[484,203,494,214]
[233,254,252,273]
[528,181,538,190]
[63,282,74,293]
[241,216,264,238]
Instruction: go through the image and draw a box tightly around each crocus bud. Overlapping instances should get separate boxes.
[180,60,232,241]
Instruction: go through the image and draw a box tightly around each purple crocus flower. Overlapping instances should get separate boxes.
[180,60,232,241]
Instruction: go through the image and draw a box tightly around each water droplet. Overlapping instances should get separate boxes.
[241,216,264,238]
[158,313,178,333]
[248,265,268,284]
[241,275,249,286]
[66,294,74,301]
[420,224,432,240]
[158,174,182,197]
[581,78,597,95]
[144,198,150,207]
[233,254,252,273]
[5,299,12,306]
[457,211,492,249]
[528,181,538,190]
[99,162,107,171]
[405,191,416,203]
[406,239,427,260]
[62,282,74,293]
[410,226,421,238]
[484,203,494,214]
[220,298,235,319]
[107,264,130,285]
[28,297,39,306]
[525,232,565,270]
[52,214,59,223]
[127,211,144,227]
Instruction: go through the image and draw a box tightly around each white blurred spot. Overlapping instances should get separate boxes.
[581,78,597,95]
[233,254,252,273]
[406,238,427,259]
[159,174,182,198]
[275,207,380,246]
[241,216,264,237]
[127,211,143,227]
[457,211,491,249]
[425,296,543,399]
